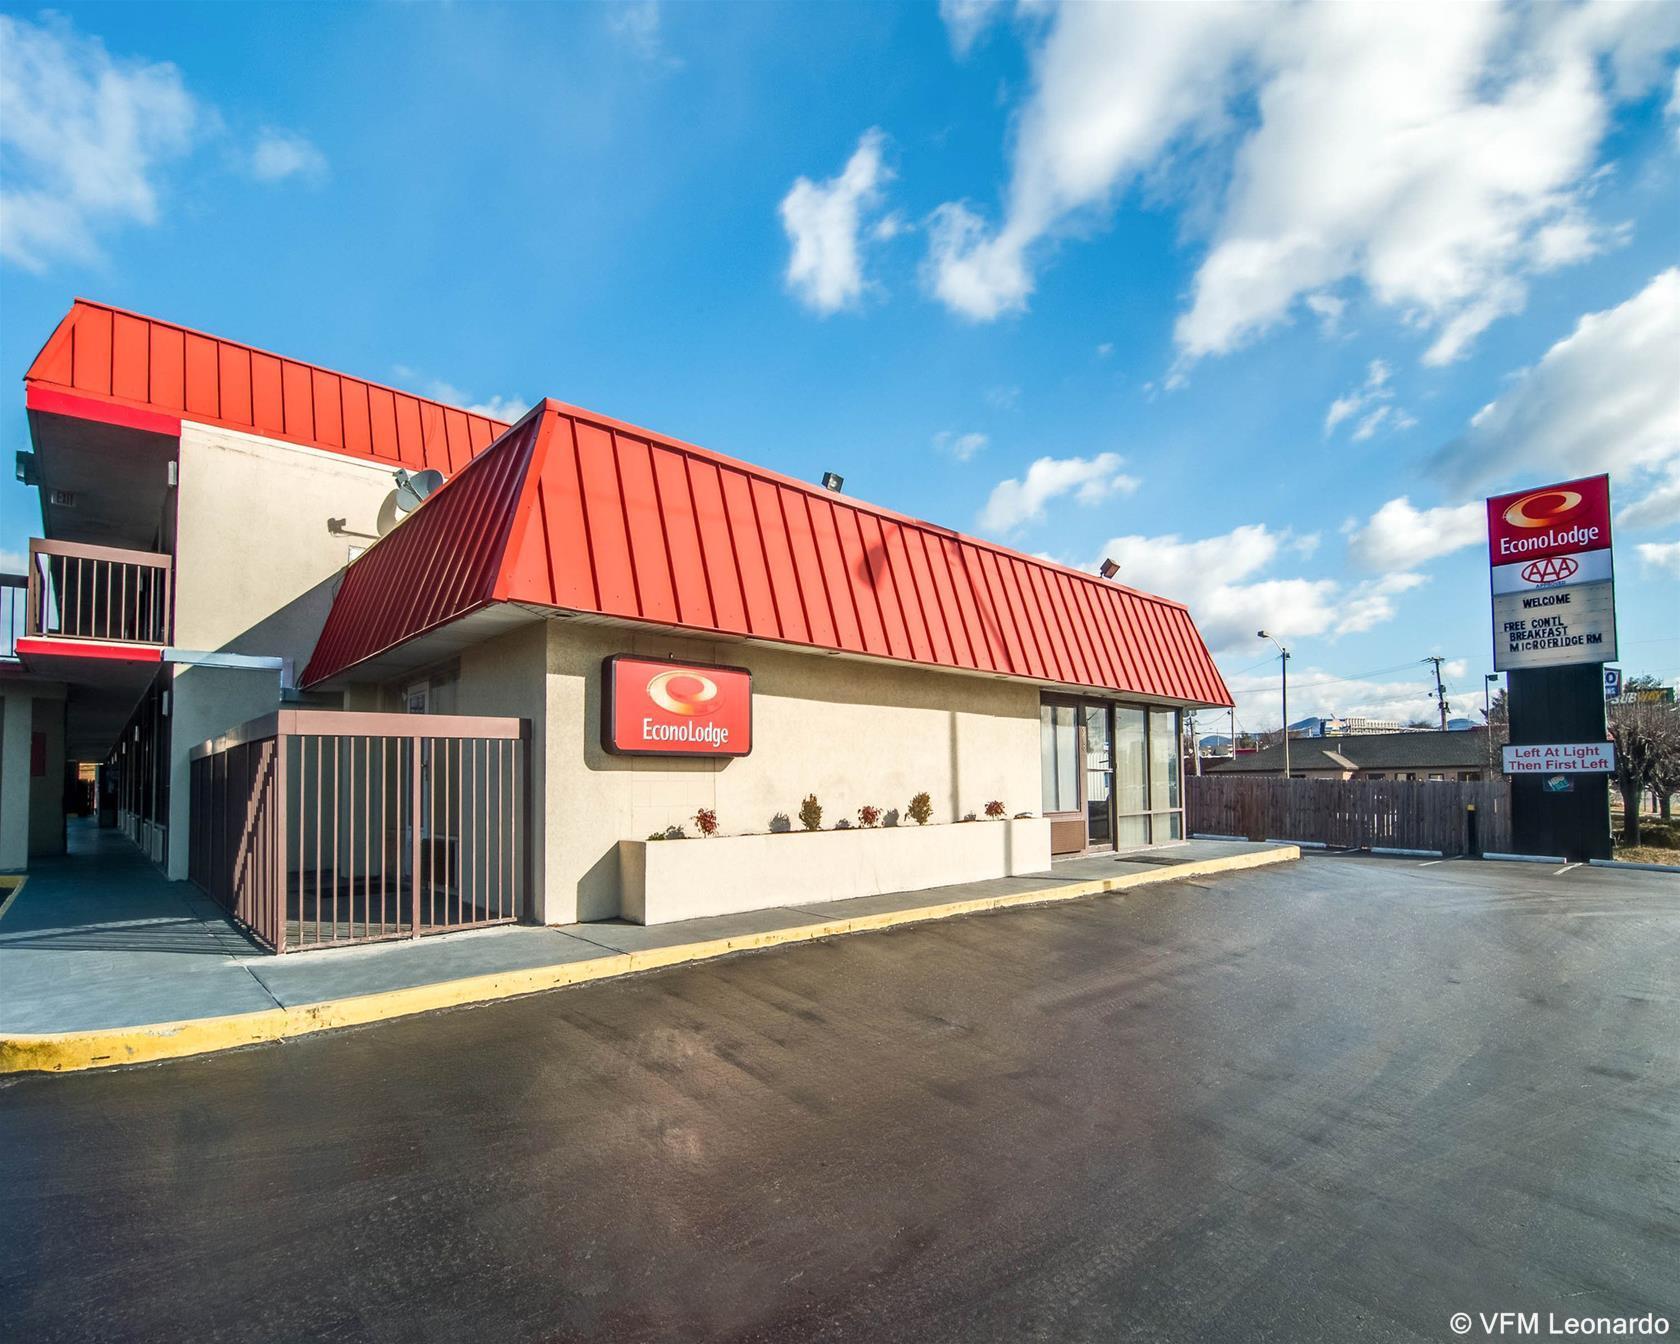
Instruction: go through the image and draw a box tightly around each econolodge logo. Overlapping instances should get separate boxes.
[646,669,721,716]
[1502,487,1583,529]
[1520,556,1578,585]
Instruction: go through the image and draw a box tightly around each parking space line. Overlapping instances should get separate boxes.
[1554,863,1581,876]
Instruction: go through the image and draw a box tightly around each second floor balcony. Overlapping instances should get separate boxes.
[23,538,173,649]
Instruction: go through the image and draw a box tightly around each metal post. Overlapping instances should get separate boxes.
[410,734,422,939]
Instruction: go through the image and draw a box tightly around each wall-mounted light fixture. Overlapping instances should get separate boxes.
[821,471,844,492]
[1099,558,1120,579]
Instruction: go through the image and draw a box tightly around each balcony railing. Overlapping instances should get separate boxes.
[27,538,173,646]
[189,710,530,953]
[1,574,23,660]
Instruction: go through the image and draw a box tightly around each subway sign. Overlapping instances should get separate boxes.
[602,655,753,757]
[1486,475,1617,672]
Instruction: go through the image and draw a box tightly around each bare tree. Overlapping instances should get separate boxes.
[1607,691,1680,847]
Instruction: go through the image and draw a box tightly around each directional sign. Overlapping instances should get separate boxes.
[1502,742,1615,775]
[1604,667,1622,699]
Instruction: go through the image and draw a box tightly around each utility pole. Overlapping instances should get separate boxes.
[1258,630,1290,777]
[1426,656,1450,731]
[1189,710,1201,776]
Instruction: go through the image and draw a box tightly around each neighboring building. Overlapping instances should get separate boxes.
[1313,715,1411,736]
[1,300,1232,939]
[1209,729,1493,781]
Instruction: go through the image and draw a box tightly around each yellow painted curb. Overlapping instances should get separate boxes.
[0,875,26,924]
[0,846,1298,1075]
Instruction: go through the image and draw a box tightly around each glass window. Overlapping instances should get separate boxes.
[1115,813,1149,847]
[1114,707,1148,819]
[1040,703,1079,813]
[1148,708,1180,810]
[1083,704,1113,845]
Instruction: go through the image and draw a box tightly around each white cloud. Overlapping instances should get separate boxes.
[1324,358,1389,434]
[1439,267,1680,492]
[939,0,1007,58]
[978,453,1138,535]
[1636,539,1680,577]
[1090,523,1420,653]
[1223,657,1462,732]
[394,369,526,422]
[933,430,988,462]
[607,0,681,68]
[780,129,894,314]
[0,13,197,271]
[1346,497,1485,571]
[1618,465,1680,532]
[248,129,327,183]
[985,384,1021,411]
[926,2,1261,321]
[921,0,1679,368]
[1306,292,1346,335]
[1095,341,1114,358]
[0,548,25,574]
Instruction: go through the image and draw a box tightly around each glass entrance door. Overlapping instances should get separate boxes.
[1082,703,1113,847]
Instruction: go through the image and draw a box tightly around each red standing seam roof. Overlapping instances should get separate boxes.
[302,401,1233,707]
[24,299,512,471]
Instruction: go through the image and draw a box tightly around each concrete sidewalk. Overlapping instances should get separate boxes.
[0,823,1296,1073]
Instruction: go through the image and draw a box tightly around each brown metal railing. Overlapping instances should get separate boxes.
[26,538,173,645]
[1,574,23,659]
[189,710,529,953]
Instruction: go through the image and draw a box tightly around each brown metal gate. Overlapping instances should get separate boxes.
[189,710,529,953]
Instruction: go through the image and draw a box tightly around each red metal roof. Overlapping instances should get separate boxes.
[302,401,1233,707]
[24,299,511,472]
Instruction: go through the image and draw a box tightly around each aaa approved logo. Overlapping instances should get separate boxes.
[1519,556,1578,585]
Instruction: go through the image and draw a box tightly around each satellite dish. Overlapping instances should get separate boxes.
[393,468,445,514]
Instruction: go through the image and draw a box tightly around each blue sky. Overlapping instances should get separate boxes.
[2,1,1677,734]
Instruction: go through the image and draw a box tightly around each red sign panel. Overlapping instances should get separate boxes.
[602,655,752,757]
[1486,474,1612,566]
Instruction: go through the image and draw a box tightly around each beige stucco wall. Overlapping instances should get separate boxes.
[29,694,66,857]
[163,421,411,878]
[440,619,1041,923]
[173,422,401,663]
[162,663,285,879]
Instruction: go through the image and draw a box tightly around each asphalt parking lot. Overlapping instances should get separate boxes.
[3,853,1677,1343]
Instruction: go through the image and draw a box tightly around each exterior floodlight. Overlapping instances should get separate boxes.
[1099,558,1120,579]
[821,471,844,492]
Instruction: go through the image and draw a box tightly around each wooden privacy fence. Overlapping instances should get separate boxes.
[1187,775,1512,856]
[189,710,529,953]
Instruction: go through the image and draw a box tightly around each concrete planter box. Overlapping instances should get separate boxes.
[618,817,1053,924]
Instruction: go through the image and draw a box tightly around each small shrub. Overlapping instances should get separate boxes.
[907,792,933,826]
[647,831,666,841]
[1014,811,1033,820]
[694,807,718,837]
[665,825,688,840]
[961,812,977,823]
[984,800,1006,819]
[883,807,900,827]
[798,794,823,831]
[834,817,851,829]
[769,812,792,834]
[858,804,882,828]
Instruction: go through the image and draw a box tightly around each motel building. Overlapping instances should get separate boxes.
[0,300,1231,949]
